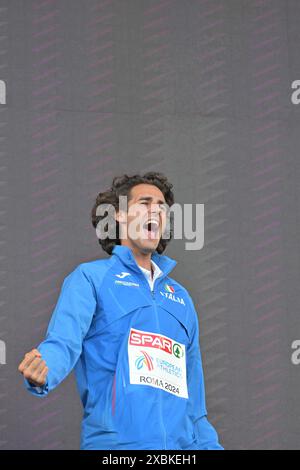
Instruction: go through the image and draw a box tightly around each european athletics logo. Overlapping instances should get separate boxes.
[135,350,154,371]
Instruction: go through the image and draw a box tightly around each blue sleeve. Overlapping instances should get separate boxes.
[23,265,97,398]
[24,378,49,397]
[186,296,224,450]
[194,416,224,450]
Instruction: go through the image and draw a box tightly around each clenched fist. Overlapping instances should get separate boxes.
[18,348,48,387]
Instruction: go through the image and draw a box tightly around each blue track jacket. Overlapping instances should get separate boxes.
[24,245,223,450]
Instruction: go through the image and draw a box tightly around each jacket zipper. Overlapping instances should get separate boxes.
[139,275,167,450]
[151,286,167,450]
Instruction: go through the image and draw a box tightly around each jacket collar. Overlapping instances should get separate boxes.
[111,244,177,279]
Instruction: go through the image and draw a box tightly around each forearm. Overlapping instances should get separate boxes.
[22,265,97,398]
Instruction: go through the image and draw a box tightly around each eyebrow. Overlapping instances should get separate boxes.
[138,196,166,205]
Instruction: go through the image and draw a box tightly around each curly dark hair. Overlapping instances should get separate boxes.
[91,171,175,255]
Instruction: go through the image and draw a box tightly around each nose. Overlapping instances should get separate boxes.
[149,206,161,219]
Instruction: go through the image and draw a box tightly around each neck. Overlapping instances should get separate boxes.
[121,242,153,272]
[133,249,153,273]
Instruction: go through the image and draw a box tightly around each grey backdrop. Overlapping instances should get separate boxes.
[0,0,299,449]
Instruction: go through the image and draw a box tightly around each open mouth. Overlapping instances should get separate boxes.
[142,219,160,239]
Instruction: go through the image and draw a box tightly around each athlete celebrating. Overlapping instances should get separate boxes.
[18,172,223,450]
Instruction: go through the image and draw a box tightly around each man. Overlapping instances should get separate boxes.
[18,171,223,450]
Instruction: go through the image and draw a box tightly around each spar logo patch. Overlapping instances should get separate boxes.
[128,328,188,398]
[130,329,173,355]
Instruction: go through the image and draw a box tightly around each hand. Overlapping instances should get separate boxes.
[18,348,48,387]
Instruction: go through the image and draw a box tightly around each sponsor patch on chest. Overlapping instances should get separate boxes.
[128,328,188,399]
